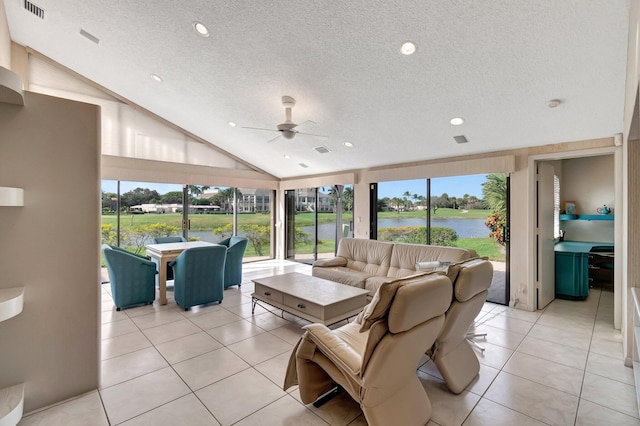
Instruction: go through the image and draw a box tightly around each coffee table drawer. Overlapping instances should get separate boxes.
[284,295,323,319]
[254,284,284,304]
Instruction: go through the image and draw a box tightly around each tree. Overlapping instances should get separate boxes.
[391,197,403,213]
[120,187,161,208]
[188,185,210,197]
[402,191,412,211]
[342,186,354,212]
[161,191,183,204]
[240,224,270,256]
[412,193,420,209]
[101,192,118,212]
[482,174,507,214]
[482,173,507,245]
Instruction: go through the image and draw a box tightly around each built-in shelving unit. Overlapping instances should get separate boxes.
[632,288,640,417]
[0,188,23,207]
[560,214,614,221]
[0,67,24,106]
[0,287,24,426]
[0,288,23,323]
[0,384,23,426]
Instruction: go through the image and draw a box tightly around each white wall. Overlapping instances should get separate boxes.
[561,155,615,243]
[0,91,100,412]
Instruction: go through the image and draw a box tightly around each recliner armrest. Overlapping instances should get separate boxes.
[304,324,362,376]
[313,257,348,268]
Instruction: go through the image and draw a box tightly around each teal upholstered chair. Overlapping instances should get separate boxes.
[169,245,226,310]
[219,236,248,288]
[152,236,187,244]
[151,236,187,281]
[102,244,157,310]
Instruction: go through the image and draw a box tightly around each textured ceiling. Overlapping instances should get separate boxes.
[3,0,631,178]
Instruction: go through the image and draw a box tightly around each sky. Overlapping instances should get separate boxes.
[377,174,488,199]
[101,174,489,199]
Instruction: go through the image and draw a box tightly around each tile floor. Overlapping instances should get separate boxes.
[19,260,639,425]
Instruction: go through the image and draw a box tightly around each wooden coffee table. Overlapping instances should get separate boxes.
[252,272,369,325]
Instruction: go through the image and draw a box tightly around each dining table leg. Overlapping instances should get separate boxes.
[158,258,168,305]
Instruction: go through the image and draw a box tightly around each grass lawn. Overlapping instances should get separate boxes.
[102,208,488,231]
[455,238,505,261]
[102,210,504,261]
[377,208,490,220]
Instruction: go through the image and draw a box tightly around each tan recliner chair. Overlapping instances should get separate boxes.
[284,273,452,426]
[428,258,494,394]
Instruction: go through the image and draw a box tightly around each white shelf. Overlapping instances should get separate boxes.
[0,67,24,106]
[0,384,23,426]
[0,288,24,323]
[0,188,23,207]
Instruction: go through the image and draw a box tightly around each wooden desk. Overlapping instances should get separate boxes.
[146,241,216,304]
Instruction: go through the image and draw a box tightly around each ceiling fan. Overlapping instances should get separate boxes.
[242,96,327,143]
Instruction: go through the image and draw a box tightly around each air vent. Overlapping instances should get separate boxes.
[313,146,331,154]
[299,163,309,168]
[24,0,44,19]
[80,29,100,45]
[454,135,469,144]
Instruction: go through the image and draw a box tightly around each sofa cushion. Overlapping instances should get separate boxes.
[312,266,370,289]
[387,243,472,278]
[336,238,393,277]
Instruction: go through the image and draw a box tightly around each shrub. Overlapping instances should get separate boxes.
[377,226,458,246]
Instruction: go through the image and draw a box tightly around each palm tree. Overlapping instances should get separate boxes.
[402,191,412,211]
[482,173,507,245]
[482,174,507,215]
[391,197,403,214]
[343,186,354,212]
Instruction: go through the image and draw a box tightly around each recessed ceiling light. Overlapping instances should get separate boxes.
[228,121,237,127]
[450,117,465,126]
[547,99,561,108]
[343,141,354,148]
[400,41,417,55]
[193,22,210,37]
[150,74,163,83]
[283,154,291,159]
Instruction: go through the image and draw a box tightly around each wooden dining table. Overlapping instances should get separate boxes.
[145,241,216,304]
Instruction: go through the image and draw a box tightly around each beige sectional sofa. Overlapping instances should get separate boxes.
[312,237,475,296]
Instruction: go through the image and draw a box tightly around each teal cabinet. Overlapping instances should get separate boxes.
[554,241,614,300]
[555,251,590,299]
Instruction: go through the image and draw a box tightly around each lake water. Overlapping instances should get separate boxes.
[189,218,489,242]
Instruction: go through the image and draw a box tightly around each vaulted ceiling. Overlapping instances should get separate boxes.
[3,0,631,178]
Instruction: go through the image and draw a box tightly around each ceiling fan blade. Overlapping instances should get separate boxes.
[241,126,279,132]
[266,134,283,143]
[295,131,329,139]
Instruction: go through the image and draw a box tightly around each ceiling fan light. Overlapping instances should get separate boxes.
[282,130,295,140]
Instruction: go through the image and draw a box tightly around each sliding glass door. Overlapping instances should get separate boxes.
[285,185,354,264]
[373,174,509,305]
[101,181,275,261]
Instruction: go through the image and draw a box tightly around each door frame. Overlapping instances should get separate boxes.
[527,147,621,325]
